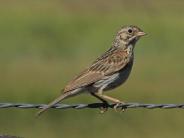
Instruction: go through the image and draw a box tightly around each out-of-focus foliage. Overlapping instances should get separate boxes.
[0,0,184,138]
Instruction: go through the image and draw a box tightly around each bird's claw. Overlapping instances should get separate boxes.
[113,102,127,113]
[99,103,109,114]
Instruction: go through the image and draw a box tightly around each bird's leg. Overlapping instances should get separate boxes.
[90,93,109,113]
[95,93,126,112]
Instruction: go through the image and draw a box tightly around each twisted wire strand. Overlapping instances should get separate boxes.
[0,102,183,110]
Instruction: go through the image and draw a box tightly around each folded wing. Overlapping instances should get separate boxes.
[63,48,131,93]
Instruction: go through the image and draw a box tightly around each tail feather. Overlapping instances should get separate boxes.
[36,93,70,116]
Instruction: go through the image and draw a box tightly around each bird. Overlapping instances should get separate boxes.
[37,25,146,116]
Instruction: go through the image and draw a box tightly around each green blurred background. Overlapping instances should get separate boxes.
[0,0,184,138]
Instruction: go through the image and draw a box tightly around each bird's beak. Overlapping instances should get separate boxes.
[137,31,147,37]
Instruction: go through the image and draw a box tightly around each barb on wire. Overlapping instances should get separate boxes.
[0,102,183,110]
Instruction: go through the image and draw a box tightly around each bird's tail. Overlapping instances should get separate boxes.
[36,92,70,117]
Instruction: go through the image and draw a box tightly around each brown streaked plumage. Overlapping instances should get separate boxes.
[37,25,146,116]
[64,48,130,93]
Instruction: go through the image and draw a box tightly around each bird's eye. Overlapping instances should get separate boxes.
[128,29,133,34]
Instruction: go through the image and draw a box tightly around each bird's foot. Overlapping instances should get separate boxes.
[99,102,109,114]
[113,102,127,113]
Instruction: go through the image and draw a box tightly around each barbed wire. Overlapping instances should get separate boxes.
[0,102,184,110]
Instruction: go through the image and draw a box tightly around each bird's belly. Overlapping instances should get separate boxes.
[89,60,133,93]
[103,64,132,91]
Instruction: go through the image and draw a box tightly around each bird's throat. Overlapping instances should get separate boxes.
[125,44,134,55]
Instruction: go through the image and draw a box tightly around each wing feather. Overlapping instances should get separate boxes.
[63,48,132,93]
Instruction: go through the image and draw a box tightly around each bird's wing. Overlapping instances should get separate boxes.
[63,48,132,93]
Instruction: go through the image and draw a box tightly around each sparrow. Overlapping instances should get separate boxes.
[37,25,146,116]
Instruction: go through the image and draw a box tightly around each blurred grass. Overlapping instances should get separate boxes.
[0,0,184,138]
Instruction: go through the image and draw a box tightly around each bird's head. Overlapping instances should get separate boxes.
[113,25,146,48]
